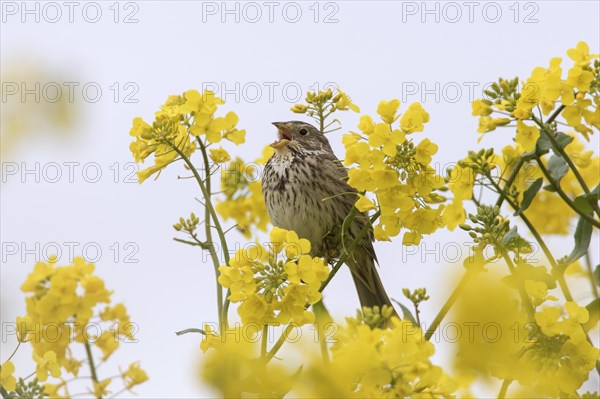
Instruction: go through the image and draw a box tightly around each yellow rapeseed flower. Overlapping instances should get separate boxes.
[376,99,401,124]
[515,121,540,152]
[0,361,17,392]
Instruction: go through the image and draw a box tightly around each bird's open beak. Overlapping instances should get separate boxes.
[271,122,292,149]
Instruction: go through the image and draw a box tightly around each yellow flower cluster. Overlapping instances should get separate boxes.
[9,256,148,396]
[474,41,599,145]
[129,90,245,183]
[198,313,457,399]
[215,146,274,238]
[301,317,456,398]
[199,324,300,398]
[218,227,329,326]
[290,88,360,130]
[518,43,599,138]
[517,302,599,396]
[453,263,599,397]
[460,42,600,236]
[1,63,80,161]
[342,100,446,244]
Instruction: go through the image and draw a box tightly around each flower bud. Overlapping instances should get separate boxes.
[290,104,308,114]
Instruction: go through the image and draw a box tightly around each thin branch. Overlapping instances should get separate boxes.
[197,138,225,326]
[497,379,512,399]
[425,268,476,340]
[84,342,101,399]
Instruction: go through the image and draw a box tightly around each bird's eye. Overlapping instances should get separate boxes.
[299,128,308,136]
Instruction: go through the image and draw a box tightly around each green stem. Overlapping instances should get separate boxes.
[198,139,224,325]
[173,237,203,247]
[166,139,230,264]
[23,371,36,380]
[495,158,524,209]
[222,293,231,328]
[557,275,574,302]
[260,325,269,358]
[265,324,293,363]
[497,379,512,399]
[425,268,476,340]
[318,105,325,133]
[84,342,101,398]
[414,303,421,327]
[2,341,21,364]
[167,139,231,326]
[534,157,600,228]
[545,104,565,125]
[175,328,206,336]
[318,329,330,365]
[313,300,331,365]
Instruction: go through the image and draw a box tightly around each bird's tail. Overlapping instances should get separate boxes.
[347,246,396,315]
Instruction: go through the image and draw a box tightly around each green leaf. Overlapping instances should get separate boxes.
[392,299,418,326]
[175,328,206,336]
[561,215,593,268]
[594,265,600,287]
[555,132,574,149]
[501,225,519,246]
[573,195,594,213]
[547,155,569,184]
[534,131,573,157]
[573,183,599,212]
[500,225,531,254]
[535,133,552,154]
[583,183,600,201]
[313,299,333,324]
[515,178,543,216]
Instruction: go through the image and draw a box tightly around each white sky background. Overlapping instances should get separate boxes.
[1,1,599,397]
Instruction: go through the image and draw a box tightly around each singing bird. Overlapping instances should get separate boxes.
[262,121,395,310]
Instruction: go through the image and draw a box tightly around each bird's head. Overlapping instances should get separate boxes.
[270,121,332,154]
